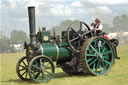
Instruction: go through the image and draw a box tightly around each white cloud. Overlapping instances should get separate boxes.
[88,6,113,25]
[80,0,116,25]
[27,0,40,8]
[19,18,28,22]
[71,1,82,6]
[85,0,128,5]
[26,0,50,16]
[65,6,72,16]
[89,6,112,14]
[1,0,128,37]
[50,4,64,16]
[8,0,17,9]
[50,4,72,16]
[8,0,37,9]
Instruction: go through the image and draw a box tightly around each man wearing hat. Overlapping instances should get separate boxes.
[92,18,103,36]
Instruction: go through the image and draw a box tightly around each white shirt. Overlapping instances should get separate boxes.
[90,24,103,30]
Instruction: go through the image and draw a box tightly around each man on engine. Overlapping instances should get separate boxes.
[91,18,103,36]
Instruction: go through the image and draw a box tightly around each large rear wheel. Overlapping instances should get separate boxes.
[80,37,115,76]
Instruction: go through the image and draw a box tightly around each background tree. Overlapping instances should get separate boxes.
[0,32,10,53]
[121,14,128,31]
[113,14,128,32]
[102,23,110,33]
[113,16,122,32]
[51,20,81,35]
[10,30,29,44]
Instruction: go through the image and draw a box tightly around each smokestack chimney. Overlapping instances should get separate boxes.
[28,6,36,45]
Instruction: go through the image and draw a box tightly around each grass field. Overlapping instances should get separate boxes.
[0,45,128,85]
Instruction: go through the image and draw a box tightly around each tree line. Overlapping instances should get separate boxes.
[0,30,29,53]
[103,14,128,33]
[51,14,128,34]
[0,14,127,53]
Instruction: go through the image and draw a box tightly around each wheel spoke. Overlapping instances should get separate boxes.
[103,51,112,55]
[32,65,40,70]
[104,60,111,65]
[96,61,99,71]
[71,27,78,35]
[45,62,50,69]
[43,73,49,80]
[22,61,27,67]
[40,59,43,66]
[86,54,97,57]
[35,72,40,79]
[25,72,28,79]
[88,59,97,66]
[102,47,107,54]
[101,42,106,49]
[94,40,97,48]
[19,68,25,71]
[102,41,106,45]
[45,70,52,76]
[21,71,26,76]
[45,67,51,69]
[87,57,95,62]
[82,31,91,36]
[90,45,98,53]
[101,61,105,69]
[35,60,38,65]
[99,65,103,72]
[103,56,109,59]
[93,63,96,70]
[88,47,93,54]
[20,65,25,68]
[30,70,35,76]
[70,36,79,43]
[34,60,40,68]
[98,47,101,53]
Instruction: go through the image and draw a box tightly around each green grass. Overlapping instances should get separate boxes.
[0,45,128,85]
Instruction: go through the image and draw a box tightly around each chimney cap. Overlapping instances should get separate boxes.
[28,6,35,8]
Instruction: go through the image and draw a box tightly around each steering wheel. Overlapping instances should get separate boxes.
[67,21,91,53]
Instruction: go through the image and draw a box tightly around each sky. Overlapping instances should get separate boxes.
[0,0,128,37]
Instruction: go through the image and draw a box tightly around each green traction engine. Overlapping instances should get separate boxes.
[16,7,120,83]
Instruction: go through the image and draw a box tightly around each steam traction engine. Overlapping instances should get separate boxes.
[16,7,119,83]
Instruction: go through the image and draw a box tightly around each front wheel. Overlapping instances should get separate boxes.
[16,56,30,80]
[80,37,115,76]
[28,55,55,83]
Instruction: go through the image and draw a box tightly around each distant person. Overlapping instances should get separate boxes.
[91,18,103,36]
